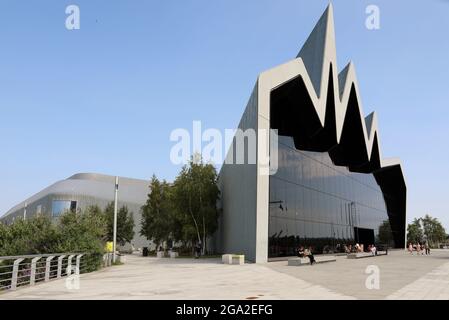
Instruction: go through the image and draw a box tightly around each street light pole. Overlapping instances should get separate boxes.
[113,176,119,263]
[23,202,27,221]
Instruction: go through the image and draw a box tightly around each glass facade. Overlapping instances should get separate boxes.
[268,136,391,257]
[52,200,77,217]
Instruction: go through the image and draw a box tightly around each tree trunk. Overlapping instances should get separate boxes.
[199,185,206,256]
[189,193,201,244]
[202,215,206,255]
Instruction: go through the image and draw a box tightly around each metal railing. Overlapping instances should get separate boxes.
[0,252,114,292]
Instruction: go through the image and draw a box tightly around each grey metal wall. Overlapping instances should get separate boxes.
[217,83,259,262]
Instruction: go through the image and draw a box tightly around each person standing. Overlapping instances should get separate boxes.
[194,241,202,259]
[424,243,431,255]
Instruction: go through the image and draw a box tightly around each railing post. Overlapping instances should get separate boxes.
[75,254,84,275]
[11,258,25,290]
[45,256,55,282]
[30,257,42,286]
[57,255,66,279]
[67,255,75,275]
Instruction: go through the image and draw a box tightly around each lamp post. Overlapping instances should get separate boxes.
[112,176,119,263]
[23,202,27,221]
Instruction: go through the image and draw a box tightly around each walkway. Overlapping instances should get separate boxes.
[0,255,351,300]
[1,249,448,300]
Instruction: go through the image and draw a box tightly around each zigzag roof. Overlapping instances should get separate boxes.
[259,4,403,175]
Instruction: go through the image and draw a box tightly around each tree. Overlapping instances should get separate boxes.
[407,218,423,244]
[172,155,220,254]
[421,214,446,248]
[104,202,135,246]
[0,215,59,256]
[406,215,447,248]
[140,175,173,248]
[378,220,393,246]
[56,206,107,255]
[0,206,108,258]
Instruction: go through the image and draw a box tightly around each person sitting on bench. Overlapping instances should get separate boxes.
[297,246,305,258]
[304,247,316,265]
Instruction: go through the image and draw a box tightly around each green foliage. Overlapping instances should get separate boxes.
[140,175,174,246]
[0,215,59,256]
[407,218,423,244]
[140,156,221,254]
[0,206,107,261]
[170,156,220,252]
[421,214,446,247]
[104,202,135,246]
[407,215,447,248]
[55,206,107,255]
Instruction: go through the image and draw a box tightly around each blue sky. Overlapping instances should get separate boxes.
[0,0,448,229]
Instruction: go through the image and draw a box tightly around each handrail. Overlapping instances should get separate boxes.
[0,252,114,293]
[0,253,81,260]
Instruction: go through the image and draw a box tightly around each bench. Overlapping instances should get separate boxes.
[347,251,387,259]
[222,254,245,265]
[288,255,336,266]
[169,251,179,258]
[156,251,164,258]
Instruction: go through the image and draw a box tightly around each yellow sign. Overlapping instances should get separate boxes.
[105,241,113,253]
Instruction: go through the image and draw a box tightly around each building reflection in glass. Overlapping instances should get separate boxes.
[268,136,391,257]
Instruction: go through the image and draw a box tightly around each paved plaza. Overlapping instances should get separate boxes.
[1,249,449,300]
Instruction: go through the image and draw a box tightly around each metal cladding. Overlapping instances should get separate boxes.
[267,4,406,247]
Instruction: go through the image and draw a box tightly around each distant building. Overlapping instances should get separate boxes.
[0,173,151,249]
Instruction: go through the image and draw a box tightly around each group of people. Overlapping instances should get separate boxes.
[296,246,316,265]
[408,242,430,255]
[341,243,377,255]
[367,244,377,255]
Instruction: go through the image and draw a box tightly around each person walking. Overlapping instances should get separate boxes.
[408,243,413,255]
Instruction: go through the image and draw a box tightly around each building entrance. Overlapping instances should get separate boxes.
[354,227,375,248]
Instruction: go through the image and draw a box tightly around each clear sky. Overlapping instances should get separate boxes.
[0,0,448,230]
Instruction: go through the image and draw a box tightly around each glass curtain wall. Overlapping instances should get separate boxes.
[268,136,390,257]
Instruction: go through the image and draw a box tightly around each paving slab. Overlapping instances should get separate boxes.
[1,250,448,300]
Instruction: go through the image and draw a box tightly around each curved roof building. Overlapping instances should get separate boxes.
[217,4,406,263]
[1,173,151,248]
